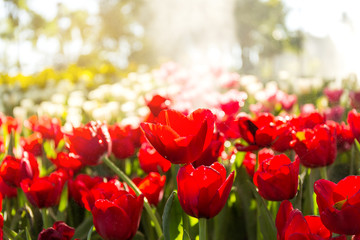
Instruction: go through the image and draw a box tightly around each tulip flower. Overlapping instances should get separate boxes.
[324,88,343,104]
[314,176,360,235]
[0,152,39,187]
[38,221,76,240]
[276,200,346,240]
[64,121,111,166]
[177,162,234,219]
[109,124,137,160]
[242,148,275,178]
[243,152,256,177]
[216,115,241,140]
[291,124,337,168]
[236,112,276,151]
[68,174,103,207]
[80,179,131,211]
[3,116,21,134]
[349,91,360,110]
[0,177,17,198]
[20,133,43,157]
[24,115,64,146]
[253,154,299,201]
[191,133,224,168]
[271,116,296,152]
[92,191,144,240]
[146,94,171,117]
[133,172,166,206]
[51,152,83,172]
[138,141,171,173]
[141,109,215,164]
[294,111,326,130]
[348,109,360,142]
[20,170,66,208]
[327,120,354,151]
[0,193,3,240]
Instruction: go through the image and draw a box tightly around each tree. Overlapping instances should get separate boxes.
[234,0,303,76]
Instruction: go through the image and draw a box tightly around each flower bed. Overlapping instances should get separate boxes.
[0,63,360,239]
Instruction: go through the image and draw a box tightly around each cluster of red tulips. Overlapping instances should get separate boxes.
[0,88,360,240]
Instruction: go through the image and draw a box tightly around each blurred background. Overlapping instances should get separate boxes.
[1,0,359,79]
[1,0,360,125]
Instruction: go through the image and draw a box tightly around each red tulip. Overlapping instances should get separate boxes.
[0,193,3,240]
[92,191,144,240]
[24,115,63,146]
[271,116,296,152]
[64,121,111,166]
[3,116,21,133]
[20,133,43,157]
[0,177,17,198]
[324,106,344,122]
[216,115,241,140]
[50,152,83,172]
[0,212,2,240]
[141,109,215,164]
[133,172,166,206]
[349,91,360,110]
[236,112,276,151]
[295,111,326,130]
[0,152,39,187]
[138,141,171,173]
[276,200,346,240]
[324,88,343,104]
[177,162,234,219]
[253,154,299,201]
[291,124,337,168]
[109,124,136,160]
[81,179,131,211]
[314,176,360,235]
[191,133,225,168]
[0,137,4,153]
[243,152,256,177]
[327,120,354,151]
[38,221,76,240]
[68,174,103,207]
[242,148,275,178]
[20,170,66,208]
[146,94,171,117]
[348,109,360,142]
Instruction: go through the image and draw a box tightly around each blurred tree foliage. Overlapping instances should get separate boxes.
[234,0,303,76]
[0,0,152,72]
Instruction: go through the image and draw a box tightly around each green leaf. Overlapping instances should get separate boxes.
[43,141,56,159]
[247,180,276,240]
[234,151,246,170]
[3,226,25,240]
[25,228,32,240]
[355,139,360,153]
[73,215,94,240]
[55,139,65,152]
[7,131,15,157]
[58,183,68,212]
[133,231,146,240]
[87,225,95,240]
[162,191,188,240]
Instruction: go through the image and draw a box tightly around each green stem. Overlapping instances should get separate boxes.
[42,208,51,229]
[87,225,94,240]
[103,157,163,238]
[3,225,24,240]
[350,145,355,175]
[303,168,314,215]
[199,218,207,240]
[320,167,328,180]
